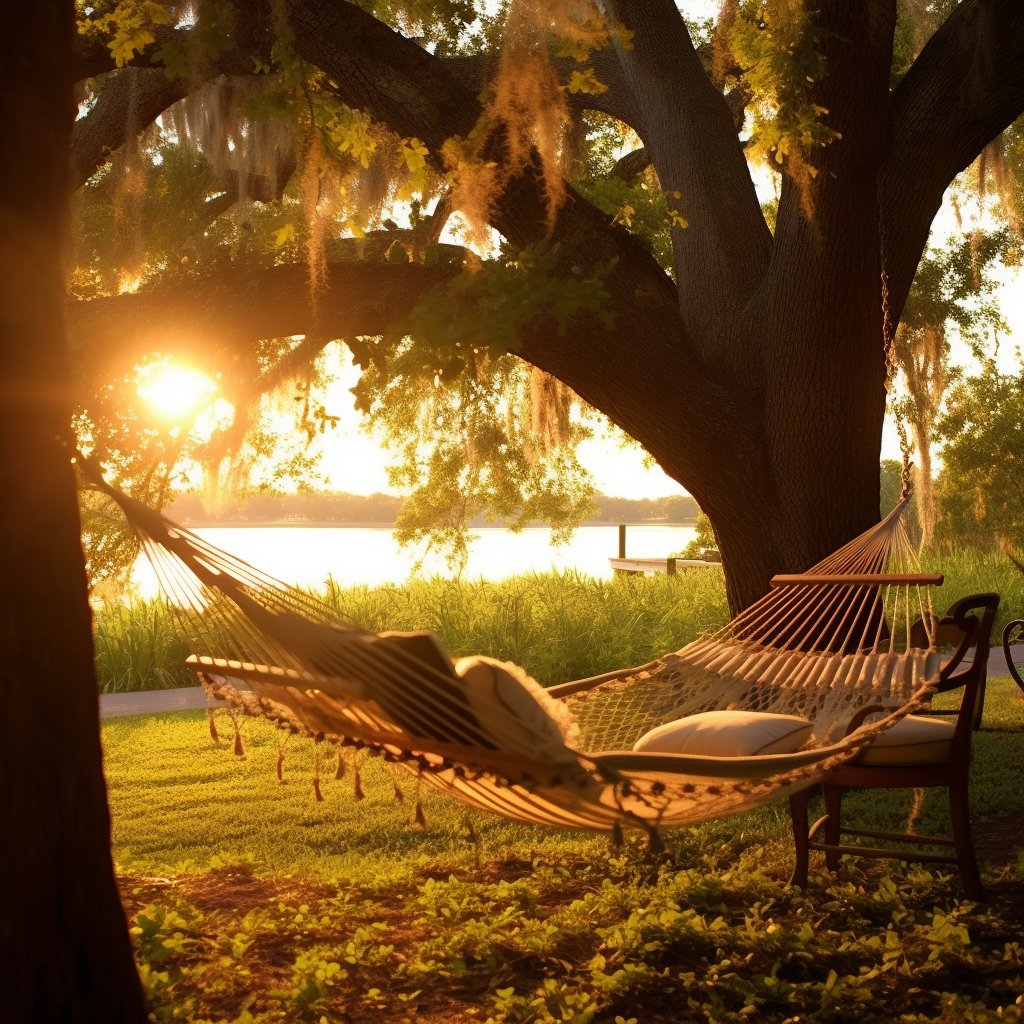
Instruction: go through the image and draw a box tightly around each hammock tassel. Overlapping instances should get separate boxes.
[231,716,245,759]
[464,816,481,867]
[387,764,405,803]
[413,776,426,828]
[335,746,346,780]
[207,709,220,744]
[276,749,286,784]
[352,763,365,802]
[313,744,324,802]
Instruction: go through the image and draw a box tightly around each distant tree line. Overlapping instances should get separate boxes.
[165,490,699,526]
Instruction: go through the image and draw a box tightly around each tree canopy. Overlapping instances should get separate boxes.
[935,365,1024,551]
[891,227,1016,548]
[67,0,1024,609]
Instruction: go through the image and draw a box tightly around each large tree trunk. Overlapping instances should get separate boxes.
[0,5,147,1020]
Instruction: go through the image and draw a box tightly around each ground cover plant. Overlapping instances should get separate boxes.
[93,554,1024,693]
[105,678,1024,1024]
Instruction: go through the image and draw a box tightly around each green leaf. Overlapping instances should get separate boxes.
[273,223,296,247]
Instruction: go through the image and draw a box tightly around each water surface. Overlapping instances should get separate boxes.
[133,523,699,593]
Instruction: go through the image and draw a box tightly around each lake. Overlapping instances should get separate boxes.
[132,523,699,593]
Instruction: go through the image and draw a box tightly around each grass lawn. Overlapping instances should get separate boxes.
[103,678,1024,1023]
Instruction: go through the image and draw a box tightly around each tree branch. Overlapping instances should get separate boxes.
[66,255,464,381]
[70,0,762,502]
[72,1,276,81]
[71,1,279,187]
[72,69,187,187]
[198,152,298,223]
[881,0,1024,320]
[277,0,742,474]
[611,147,650,184]
[603,0,772,344]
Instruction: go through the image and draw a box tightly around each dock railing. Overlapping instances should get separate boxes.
[609,524,721,576]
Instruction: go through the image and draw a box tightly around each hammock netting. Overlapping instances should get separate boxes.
[84,458,944,838]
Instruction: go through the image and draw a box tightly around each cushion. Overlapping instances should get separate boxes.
[855,715,954,766]
[377,630,457,679]
[455,655,580,762]
[632,710,813,757]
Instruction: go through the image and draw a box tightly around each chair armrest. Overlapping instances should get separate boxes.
[845,704,885,736]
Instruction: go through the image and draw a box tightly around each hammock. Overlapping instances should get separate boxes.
[80,456,944,840]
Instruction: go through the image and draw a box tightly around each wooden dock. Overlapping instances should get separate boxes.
[609,555,720,575]
[609,524,722,576]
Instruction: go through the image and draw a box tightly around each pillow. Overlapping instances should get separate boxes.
[455,655,579,763]
[377,630,457,679]
[632,710,813,757]
[855,715,954,766]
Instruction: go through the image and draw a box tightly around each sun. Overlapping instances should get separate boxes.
[136,359,218,423]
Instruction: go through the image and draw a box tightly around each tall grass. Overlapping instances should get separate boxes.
[93,549,1023,693]
[922,548,1024,625]
[320,569,729,685]
[93,599,195,692]
[92,571,728,692]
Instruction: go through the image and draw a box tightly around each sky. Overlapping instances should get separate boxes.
[282,350,687,498]
[306,217,1024,501]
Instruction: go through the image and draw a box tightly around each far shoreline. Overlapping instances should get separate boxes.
[181,519,700,530]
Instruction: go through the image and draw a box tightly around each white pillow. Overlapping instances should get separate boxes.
[455,656,580,762]
[632,710,813,757]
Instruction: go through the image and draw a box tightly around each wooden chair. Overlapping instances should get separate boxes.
[789,592,1000,901]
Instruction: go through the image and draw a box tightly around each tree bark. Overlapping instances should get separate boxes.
[0,5,147,1020]
[68,254,466,379]
[605,0,772,344]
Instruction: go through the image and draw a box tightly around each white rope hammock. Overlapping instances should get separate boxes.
[80,455,943,840]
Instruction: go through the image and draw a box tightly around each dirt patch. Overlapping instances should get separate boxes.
[974,810,1024,870]
[118,867,336,916]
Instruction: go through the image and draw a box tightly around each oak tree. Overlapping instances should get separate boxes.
[1,2,147,1020]
[67,1,1024,612]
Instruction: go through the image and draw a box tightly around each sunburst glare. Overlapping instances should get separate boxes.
[136,359,218,423]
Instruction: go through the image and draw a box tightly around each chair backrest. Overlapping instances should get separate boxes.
[918,593,1000,737]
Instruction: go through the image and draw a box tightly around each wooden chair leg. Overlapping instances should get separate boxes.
[789,787,812,888]
[822,784,843,870]
[949,781,984,901]
[971,678,986,730]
